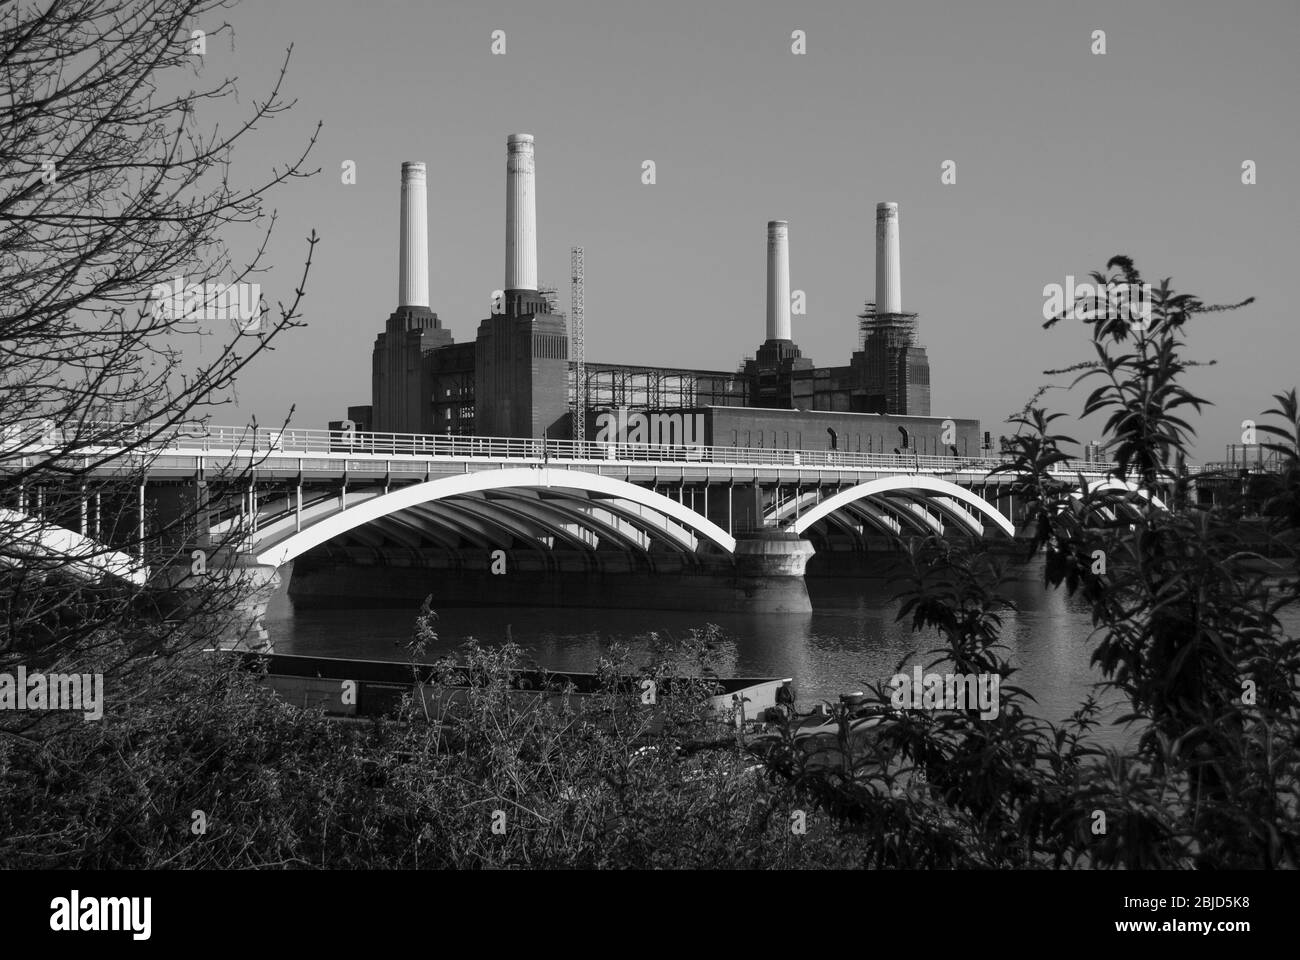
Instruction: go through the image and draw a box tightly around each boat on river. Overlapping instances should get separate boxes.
[224,650,794,725]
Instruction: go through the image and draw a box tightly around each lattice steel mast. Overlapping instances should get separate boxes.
[570,246,585,442]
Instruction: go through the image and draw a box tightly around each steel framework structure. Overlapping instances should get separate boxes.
[570,246,585,442]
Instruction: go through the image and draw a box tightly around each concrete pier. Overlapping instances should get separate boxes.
[730,528,816,613]
[218,556,282,651]
[154,548,282,652]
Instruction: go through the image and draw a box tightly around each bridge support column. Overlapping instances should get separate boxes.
[728,529,815,614]
[154,548,282,653]
[215,554,280,652]
[729,482,763,532]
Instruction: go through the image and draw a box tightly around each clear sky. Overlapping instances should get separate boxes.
[209,0,1299,461]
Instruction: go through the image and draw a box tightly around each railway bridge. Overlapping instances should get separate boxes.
[4,424,1169,645]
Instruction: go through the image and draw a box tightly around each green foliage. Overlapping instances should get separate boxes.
[754,258,1299,868]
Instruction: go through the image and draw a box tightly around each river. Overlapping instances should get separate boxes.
[269,556,1282,749]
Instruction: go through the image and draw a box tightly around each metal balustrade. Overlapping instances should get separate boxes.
[0,420,1132,474]
[132,423,1113,475]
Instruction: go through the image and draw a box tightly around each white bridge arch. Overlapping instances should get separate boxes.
[0,508,147,585]
[777,476,1018,539]
[1068,478,1169,517]
[251,467,738,568]
[240,471,1175,570]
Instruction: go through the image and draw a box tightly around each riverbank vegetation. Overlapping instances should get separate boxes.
[2,624,866,868]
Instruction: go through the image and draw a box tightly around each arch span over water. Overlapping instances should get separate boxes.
[252,467,738,567]
[0,509,147,585]
[786,476,1016,538]
[1071,477,1168,513]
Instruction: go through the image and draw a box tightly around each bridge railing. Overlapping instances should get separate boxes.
[142,423,1117,475]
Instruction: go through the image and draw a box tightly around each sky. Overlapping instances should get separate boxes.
[204,0,1299,461]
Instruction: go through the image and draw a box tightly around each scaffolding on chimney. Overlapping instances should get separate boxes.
[857,302,920,347]
[538,284,561,314]
[857,302,921,415]
[570,246,585,443]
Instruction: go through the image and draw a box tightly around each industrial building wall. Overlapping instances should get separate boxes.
[701,406,979,456]
[902,347,932,417]
[370,333,388,428]
[371,330,422,433]
[426,342,477,435]
[798,365,856,412]
[371,309,451,433]
[346,405,372,432]
[473,314,509,436]
[528,317,570,438]
[474,312,569,439]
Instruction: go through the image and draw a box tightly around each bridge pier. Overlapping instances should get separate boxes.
[154,547,281,652]
[728,528,816,613]
[214,553,281,652]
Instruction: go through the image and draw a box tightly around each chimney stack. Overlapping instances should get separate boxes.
[766,220,791,341]
[398,161,429,309]
[875,201,901,315]
[505,133,538,292]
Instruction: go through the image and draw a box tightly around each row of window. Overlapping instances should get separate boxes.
[533,334,566,360]
[730,430,965,454]
[438,405,475,421]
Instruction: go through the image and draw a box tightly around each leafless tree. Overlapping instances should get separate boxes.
[0,0,319,738]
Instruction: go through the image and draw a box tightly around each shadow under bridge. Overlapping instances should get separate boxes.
[246,467,738,571]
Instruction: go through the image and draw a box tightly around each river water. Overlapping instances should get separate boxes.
[267,556,1258,749]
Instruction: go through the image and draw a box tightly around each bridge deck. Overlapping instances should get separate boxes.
[8,423,1115,484]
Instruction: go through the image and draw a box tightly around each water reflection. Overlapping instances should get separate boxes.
[264,564,1287,751]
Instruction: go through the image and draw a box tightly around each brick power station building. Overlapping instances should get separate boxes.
[342,135,978,459]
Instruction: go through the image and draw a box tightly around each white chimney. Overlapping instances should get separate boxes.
[505,133,538,291]
[875,201,901,315]
[766,220,791,341]
[398,161,429,309]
